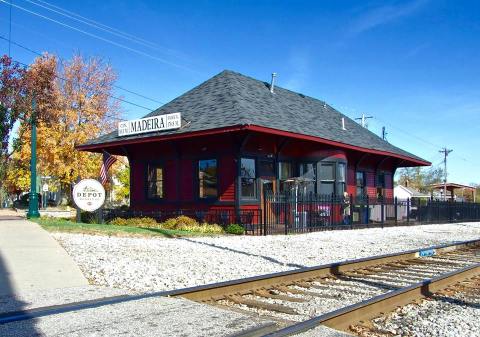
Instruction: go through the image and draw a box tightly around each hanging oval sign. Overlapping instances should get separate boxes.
[73,179,105,212]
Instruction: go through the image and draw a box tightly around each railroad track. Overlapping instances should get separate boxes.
[0,239,479,337]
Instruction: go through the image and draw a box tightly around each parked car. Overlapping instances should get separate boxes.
[13,193,42,209]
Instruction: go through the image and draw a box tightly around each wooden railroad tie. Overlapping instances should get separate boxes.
[227,294,298,315]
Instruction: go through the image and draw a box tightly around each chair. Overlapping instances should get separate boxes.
[195,210,206,223]
[219,211,230,226]
[242,212,255,235]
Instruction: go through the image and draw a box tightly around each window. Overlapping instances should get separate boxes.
[278,162,293,192]
[376,172,385,198]
[147,164,164,199]
[300,163,316,194]
[198,159,218,198]
[356,171,365,197]
[318,162,335,195]
[337,163,346,195]
[259,160,275,177]
[240,158,256,199]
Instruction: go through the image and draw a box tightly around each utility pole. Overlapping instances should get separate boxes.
[439,147,453,201]
[381,126,388,141]
[355,113,373,128]
[27,98,40,218]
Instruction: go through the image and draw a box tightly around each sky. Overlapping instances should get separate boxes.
[0,0,479,185]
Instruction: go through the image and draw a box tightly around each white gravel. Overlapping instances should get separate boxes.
[0,289,272,337]
[371,289,480,337]
[51,222,480,293]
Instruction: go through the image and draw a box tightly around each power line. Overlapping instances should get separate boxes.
[0,35,164,107]
[373,116,440,149]
[21,0,160,50]
[3,51,150,117]
[112,85,164,105]
[373,115,477,167]
[0,43,155,120]
[0,0,194,72]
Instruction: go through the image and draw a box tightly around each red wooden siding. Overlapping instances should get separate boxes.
[347,165,356,195]
[125,131,400,211]
[180,158,194,201]
[165,159,177,201]
[384,173,393,198]
[131,161,145,206]
[219,155,235,201]
[366,171,376,197]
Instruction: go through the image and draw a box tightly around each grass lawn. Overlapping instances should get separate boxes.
[32,217,208,238]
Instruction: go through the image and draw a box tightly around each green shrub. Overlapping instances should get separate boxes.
[162,217,178,229]
[225,224,244,235]
[159,216,224,234]
[133,217,159,228]
[160,216,198,230]
[108,217,128,226]
[108,217,159,228]
[175,215,199,227]
[177,222,224,234]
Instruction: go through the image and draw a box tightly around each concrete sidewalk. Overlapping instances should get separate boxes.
[0,219,88,296]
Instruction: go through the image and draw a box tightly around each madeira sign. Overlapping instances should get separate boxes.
[118,112,181,137]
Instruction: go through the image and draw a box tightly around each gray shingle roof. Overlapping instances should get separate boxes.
[82,70,427,163]
[396,185,430,198]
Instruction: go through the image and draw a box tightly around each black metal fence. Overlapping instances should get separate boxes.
[263,193,480,235]
[100,194,480,236]
[417,200,480,223]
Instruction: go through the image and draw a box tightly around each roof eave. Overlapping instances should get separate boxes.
[245,125,431,166]
[76,124,250,152]
[77,124,430,166]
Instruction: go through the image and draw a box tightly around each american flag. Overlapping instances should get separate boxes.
[100,151,117,184]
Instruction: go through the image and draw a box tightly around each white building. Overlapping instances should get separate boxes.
[394,185,429,200]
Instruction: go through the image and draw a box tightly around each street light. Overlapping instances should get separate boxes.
[27,98,40,218]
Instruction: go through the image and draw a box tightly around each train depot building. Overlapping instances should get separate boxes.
[78,70,429,227]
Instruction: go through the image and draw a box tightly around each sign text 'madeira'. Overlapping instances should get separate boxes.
[118,112,181,137]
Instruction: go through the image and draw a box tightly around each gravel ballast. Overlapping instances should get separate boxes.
[0,287,271,337]
[51,222,480,292]
[370,290,480,337]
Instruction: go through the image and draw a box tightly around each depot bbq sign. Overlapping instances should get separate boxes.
[118,112,181,137]
[73,179,105,212]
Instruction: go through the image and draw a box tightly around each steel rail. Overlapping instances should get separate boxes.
[263,262,480,336]
[0,239,478,325]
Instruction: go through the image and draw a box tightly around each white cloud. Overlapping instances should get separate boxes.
[346,0,429,37]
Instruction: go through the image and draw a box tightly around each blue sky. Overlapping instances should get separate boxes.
[1,0,479,184]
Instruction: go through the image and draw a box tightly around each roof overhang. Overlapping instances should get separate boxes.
[77,124,431,167]
[430,183,476,191]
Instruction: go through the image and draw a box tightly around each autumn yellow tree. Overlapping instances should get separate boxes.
[2,53,58,198]
[6,53,121,201]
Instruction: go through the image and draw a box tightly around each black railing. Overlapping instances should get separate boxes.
[263,193,480,235]
[100,195,480,236]
[417,200,480,223]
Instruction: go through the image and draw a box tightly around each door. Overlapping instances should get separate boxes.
[260,178,275,231]
[258,160,277,233]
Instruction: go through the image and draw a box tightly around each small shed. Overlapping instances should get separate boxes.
[430,183,476,202]
[394,185,429,200]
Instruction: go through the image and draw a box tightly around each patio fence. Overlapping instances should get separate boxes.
[263,193,480,234]
[101,194,480,235]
